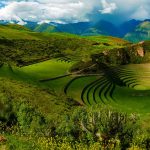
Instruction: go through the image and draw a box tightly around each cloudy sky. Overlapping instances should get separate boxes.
[0,0,149,25]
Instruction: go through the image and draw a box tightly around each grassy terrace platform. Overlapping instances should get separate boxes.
[0,60,150,119]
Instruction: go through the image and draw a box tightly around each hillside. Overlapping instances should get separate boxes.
[0,24,44,40]
[1,19,150,42]
[28,21,120,37]
[0,24,150,67]
[0,24,130,66]
[29,20,150,42]
[124,21,150,42]
[119,19,142,37]
[34,23,59,33]
[83,20,120,37]
[0,22,150,69]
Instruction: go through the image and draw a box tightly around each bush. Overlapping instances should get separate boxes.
[0,94,17,130]
[133,129,150,149]
[57,105,139,149]
[9,100,47,136]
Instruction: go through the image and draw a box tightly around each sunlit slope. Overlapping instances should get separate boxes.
[0,24,80,40]
[66,64,150,96]
[65,63,150,114]
[0,59,74,92]
[0,24,130,66]
[122,64,150,90]
[0,60,150,115]
[0,24,42,40]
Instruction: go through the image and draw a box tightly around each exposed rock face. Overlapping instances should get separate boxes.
[92,42,147,65]
[103,51,109,56]
[132,41,145,57]
[139,41,145,44]
[137,46,145,57]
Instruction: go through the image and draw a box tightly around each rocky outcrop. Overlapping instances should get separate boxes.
[132,41,145,57]
[136,46,145,57]
[91,41,149,65]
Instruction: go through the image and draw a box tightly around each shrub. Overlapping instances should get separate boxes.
[14,100,46,135]
[57,105,139,149]
[0,94,17,130]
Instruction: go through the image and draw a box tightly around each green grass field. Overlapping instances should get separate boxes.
[66,63,150,114]
[0,60,150,118]
[0,59,73,92]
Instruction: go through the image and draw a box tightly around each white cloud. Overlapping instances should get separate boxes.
[99,0,117,14]
[130,6,149,20]
[0,0,118,23]
[0,0,98,23]
[0,0,149,24]
[112,0,150,16]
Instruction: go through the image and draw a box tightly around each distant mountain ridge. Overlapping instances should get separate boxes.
[124,21,150,42]
[119,19,143,37]
[0,19,150,42]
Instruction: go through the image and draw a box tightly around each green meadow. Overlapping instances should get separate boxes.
[1,59,150,118]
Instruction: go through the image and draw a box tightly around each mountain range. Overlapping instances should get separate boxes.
[0,19,150,42]
[124,20,150,42]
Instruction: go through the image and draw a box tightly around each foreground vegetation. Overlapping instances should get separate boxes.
[1,98,150,150]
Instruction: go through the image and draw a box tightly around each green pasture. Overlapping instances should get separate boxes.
[65,63,150,120]
[0,59,74,92]
[0,59,150,117]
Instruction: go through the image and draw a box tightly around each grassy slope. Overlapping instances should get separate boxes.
[1,24,150,150]
[1,60,150,119]
[0,59,73,92]
[34,23,59,33]
[0,25,40,40]
[0,60,77,128]
[0,24,79,40]
[0,76,74,121]
[0,24,129,66]
[0,24,129,42]
[65,63,150,123]
[0,26,128,59]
